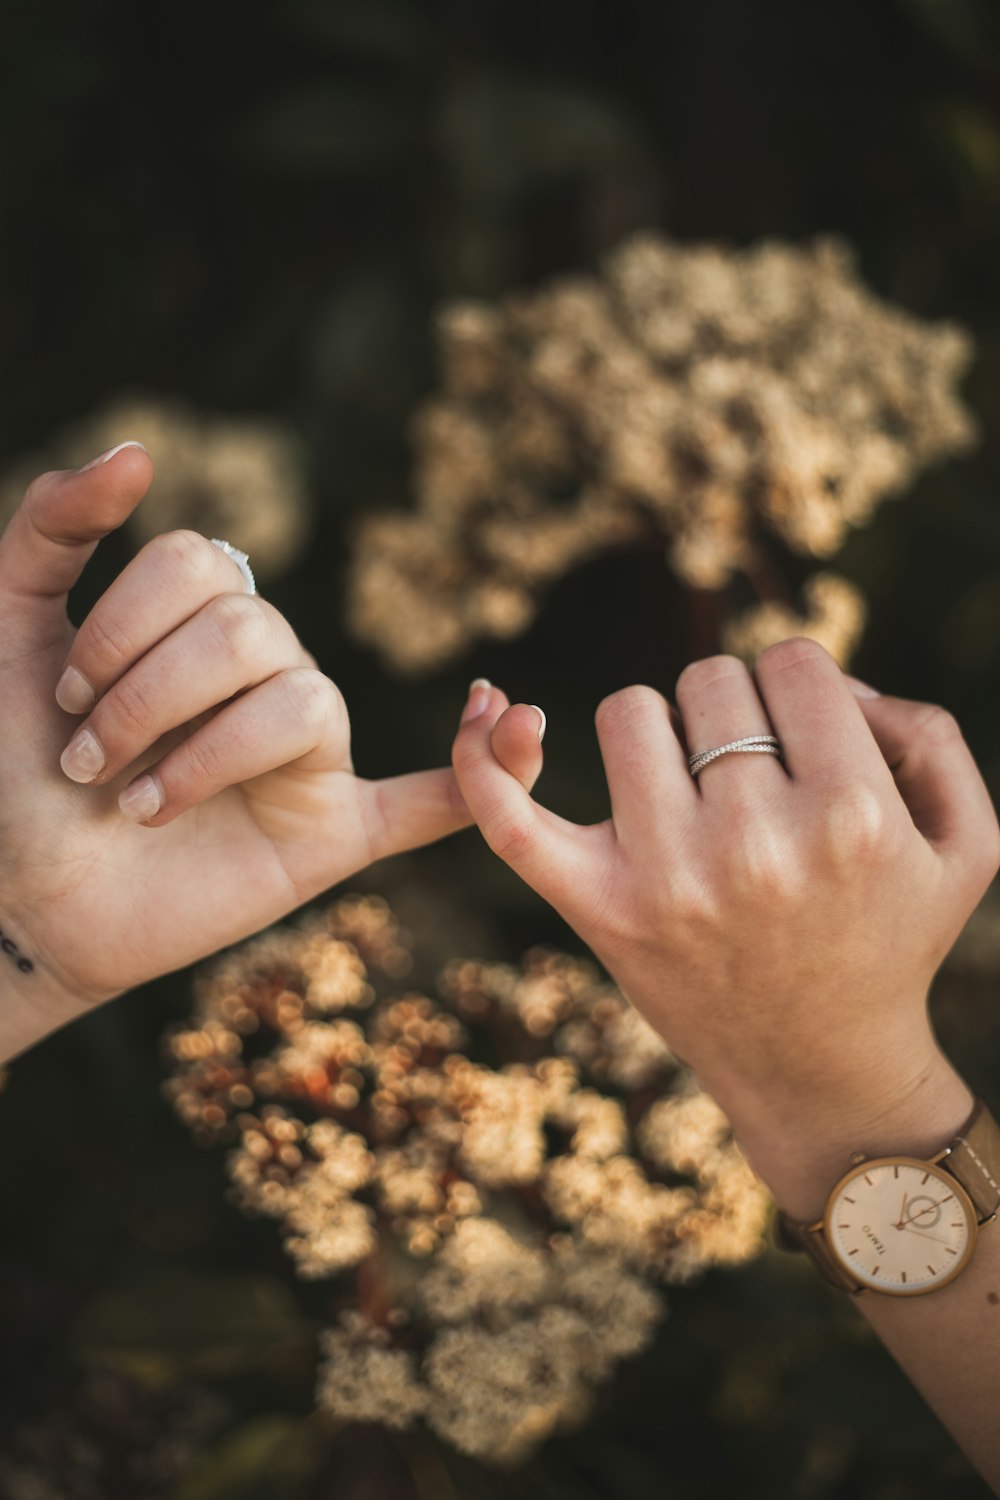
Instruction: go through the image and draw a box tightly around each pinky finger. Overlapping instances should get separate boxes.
[117,668,350,825]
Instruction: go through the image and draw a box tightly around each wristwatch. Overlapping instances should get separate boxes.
[775,1096,1000,1296]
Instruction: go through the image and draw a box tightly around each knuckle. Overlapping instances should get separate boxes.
[675,653,746,697]
[104,673,155,736]
[487,814,535,864]
[730,825,802,901]
[658,871,727,949]
[284,668,344,733]
[912,703,963,748]
[84,608,135,672]
[755,635,831,676]
[817,784,890,864]
[595,684,665,735]
[208,591,271,662]
[153,528,220,585]
[662,869,716,925]
[182,730,225,786]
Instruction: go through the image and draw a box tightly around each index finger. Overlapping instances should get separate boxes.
[0,442,152,617]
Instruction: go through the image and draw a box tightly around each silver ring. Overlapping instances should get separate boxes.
[210,538,256,596]
[688,734,782,777]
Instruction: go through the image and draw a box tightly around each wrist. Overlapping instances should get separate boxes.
[696,1043,974,1222]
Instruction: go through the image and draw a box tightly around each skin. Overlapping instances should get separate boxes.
[3,450,999,1486]
[451,656,1000,1491]
[0,446,482,1060]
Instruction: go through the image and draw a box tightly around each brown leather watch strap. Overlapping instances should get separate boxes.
[941,1096,1000,1222]
[773,1207,862,1293]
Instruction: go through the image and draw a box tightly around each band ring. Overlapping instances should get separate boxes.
[210,538,256,596]
[688,734,782,777]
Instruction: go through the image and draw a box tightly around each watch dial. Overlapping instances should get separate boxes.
[825,1159,975,1293]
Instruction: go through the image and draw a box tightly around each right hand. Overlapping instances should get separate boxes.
[453,645,1000,1214]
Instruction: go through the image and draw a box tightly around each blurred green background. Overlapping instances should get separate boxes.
[2,0,1000,1495]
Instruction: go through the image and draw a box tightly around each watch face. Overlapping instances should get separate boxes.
[823,1156,977,1295]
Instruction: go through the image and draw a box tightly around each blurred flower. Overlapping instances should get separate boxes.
[347,233,975,673]
[720,572,868,667]
[0,1373,230,1500]
[0,396,311,582]
[163,893,769,1464]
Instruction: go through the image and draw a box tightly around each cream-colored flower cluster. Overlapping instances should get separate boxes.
[439,947,674,1088]
[347,233,975,673]
[720,572,868,665]
[316,1228,662,1464]
[163,894,770,1464]
[0,396,311,582]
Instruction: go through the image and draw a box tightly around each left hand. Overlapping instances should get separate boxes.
[0,446,477,1055]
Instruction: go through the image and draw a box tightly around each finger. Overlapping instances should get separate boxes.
[58,593,307,787]
[357,767,471,862]
[490,702,546,793]
[0,444,152,618]
[116,667,352,826]
[594,684,698,843]
[752,637,896,790]
[846,686,1000,874]
[54,528,259,715]
[356,676,522,861]
[675,655,786,805]
[451,681,603,913]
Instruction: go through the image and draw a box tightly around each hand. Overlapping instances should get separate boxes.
[0,446,474,1060]
[452,646,999,1215]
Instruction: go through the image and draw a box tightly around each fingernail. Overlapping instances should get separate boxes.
[60,727,105,783]
[119,773,162,822]
[845,675,881,699]
[55,665,96,714]
[461,677,492,724]
[76,439,147,473]
[529,705,546,742]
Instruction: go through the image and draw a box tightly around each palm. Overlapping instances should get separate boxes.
[4,631,369,1004]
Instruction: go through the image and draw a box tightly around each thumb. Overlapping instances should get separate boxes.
[451,679,594,909]
[846,677,1000,878]
[489,700,546,791]
[0,442,152,618]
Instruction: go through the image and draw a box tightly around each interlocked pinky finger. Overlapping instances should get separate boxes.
[117,668,351,825]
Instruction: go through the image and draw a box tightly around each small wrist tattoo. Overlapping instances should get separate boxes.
[0,924,35,975]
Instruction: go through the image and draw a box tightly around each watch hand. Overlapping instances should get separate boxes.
[895,1225,953,1248]
[895,1196,949,1230]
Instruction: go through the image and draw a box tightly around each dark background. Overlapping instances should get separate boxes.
[2,1,1000,1495]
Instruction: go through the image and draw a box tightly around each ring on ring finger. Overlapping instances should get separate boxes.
[688,734,783,777]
